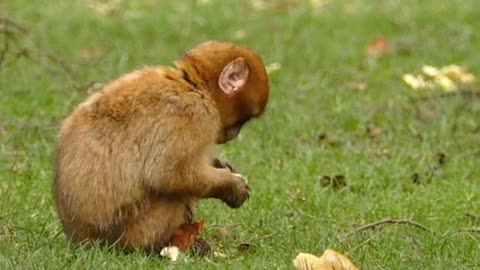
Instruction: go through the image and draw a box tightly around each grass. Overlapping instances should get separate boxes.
[1,0,480,269]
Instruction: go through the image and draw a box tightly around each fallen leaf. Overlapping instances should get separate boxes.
[88,0,122,15]
[373,147,391,158]
[421,65,439,78]
[234,29,247,40]
[197,0,211,4]
[237,242,251,252]
[348,82,368,92]
[403,64,476,92]
[275,159,284,167]
[215,227,231,238]
[436,152,446,165]
[402,73,432,90]
[441,65,464,81]
[317,133,342,146]
[318,133,328,141]
[167,219,205,252]
[285,211,295,218]
[434,75,457,92]
[366,125,383,138]
[288,189,306,202]
[460,73,475,85]
[213,251,228,258]
[79,47,101,60]
[192,237,211,255]
[366,36,389,58]
[320,175,347,190]
[293,249,360,270]
[266,62,281,74]
[250,0,266,10]
[411,172,421,184]
[466,212,479,224]
[309,0,328,9]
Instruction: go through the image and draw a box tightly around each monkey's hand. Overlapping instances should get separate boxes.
[211,158,236,173]
[220,173,250,208]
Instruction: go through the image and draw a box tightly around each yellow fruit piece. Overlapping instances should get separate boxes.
[293,249,360,270]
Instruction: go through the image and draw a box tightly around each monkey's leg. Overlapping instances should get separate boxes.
[119,198,192,252]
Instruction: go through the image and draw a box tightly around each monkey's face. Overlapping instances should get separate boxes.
[214,47,269,144]
[215,68,269,144]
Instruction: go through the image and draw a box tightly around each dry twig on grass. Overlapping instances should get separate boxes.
[409,89,480,104]
[0,17,29,35]
[0,16,73,77]
[0,18,11,70]
[346,217,435,238]
[441,226,480,238]
[0,17,31,70]
[457,228,480,233]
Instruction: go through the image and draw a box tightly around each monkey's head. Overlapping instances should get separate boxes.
[176,41,269,144]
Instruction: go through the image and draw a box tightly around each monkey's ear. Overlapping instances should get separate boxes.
[218,57,249,94]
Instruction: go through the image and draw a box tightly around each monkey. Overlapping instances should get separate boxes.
[52,41,269,253]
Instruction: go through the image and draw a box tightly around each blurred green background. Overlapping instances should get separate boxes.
[1,1,479,269]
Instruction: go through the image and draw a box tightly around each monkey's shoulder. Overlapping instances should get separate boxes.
[79,66,217,123]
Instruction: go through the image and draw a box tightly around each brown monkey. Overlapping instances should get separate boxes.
[53,41,269,253]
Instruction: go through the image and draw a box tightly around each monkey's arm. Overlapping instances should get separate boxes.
[189,164,249,208]
[137,91,249,208]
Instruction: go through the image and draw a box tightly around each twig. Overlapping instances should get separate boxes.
[0,17,10,70]
[0,17,73,78]
[0,17,29,35]
[466,212,478,221]
[346,217,435,237]
[457,228,480,234]
[40,49,74,75]
[442,227,480,238]
[409,89,480,103]
[209,224,240,228]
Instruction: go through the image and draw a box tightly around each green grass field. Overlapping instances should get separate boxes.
[1,0,480,269]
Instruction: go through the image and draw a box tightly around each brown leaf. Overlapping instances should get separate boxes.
[366,125,383,138]
[79,46,101,60]
[411,172,421,184]
[288,189,306,202]
[320,175,347,190]
[275,159,284,167]
[436,152,446,165]
[285,211,295,218]
[318,133,328,141]
[317,133,342,146]
[348,82,368,92]
[215,227,231,238]
[237,242,251,252]
[167,219,205,252]
[366,36,389,58]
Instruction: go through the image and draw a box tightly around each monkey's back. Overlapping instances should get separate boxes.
[53,66,220,243]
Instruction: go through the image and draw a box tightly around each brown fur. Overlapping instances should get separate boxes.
[53,41,269,252]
